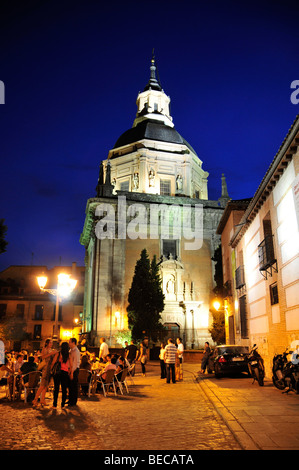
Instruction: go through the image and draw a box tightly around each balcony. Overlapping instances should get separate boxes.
[258,235,277,279]
[235,265,245,290]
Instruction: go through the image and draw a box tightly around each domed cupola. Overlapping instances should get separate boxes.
[132,51,174,130]
[104,54,209,199]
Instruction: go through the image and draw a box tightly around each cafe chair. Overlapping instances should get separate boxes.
[22,371,42,403]
[97,368,117,397]
[127,363,135,385]
[78,368,92,397]
[115,368,129,395]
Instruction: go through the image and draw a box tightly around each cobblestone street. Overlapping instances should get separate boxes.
[0,362,240,451]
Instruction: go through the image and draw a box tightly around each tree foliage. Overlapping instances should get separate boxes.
[127,249,165,342]
[0,316,29,343]
[209,244,226,344]
[208,309,225,345]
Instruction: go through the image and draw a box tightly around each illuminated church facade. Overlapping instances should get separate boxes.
[80,56,230,348]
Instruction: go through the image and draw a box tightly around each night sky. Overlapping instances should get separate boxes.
[0,0,298,272]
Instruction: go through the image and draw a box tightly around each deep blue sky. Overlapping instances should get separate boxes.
[0,0,298,271]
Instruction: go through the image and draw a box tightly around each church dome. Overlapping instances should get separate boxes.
[112,118,197,156]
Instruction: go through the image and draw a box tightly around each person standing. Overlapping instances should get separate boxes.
[32,338,56,407]
[123,341,129,359]
[126,340,138,376]
[159,342,166,379]
[201,341,211,374]
[68,337,80,406]
[52,341,73,408]
[176,337,184,381]
[139,341,147,376]
[99,337,109,362]
[164,338,178,384]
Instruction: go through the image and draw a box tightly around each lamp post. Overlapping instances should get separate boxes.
[37,273,77,346]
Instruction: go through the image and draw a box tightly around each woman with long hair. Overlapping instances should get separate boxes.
[32,338,56,407]
[51,341,73,408]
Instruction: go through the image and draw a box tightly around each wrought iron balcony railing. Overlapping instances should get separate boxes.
[235,265,246,290]
[258,235,277,278]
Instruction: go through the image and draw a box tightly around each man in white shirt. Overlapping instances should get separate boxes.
[176,337,184,381]
[68,338,81,406]
[99,337,109,362]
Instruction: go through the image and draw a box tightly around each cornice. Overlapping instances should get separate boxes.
[230,114,299,248]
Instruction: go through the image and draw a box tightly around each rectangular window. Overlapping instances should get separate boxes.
[258,212,276,274]
[34,305,44,320]
[16,304,25,318]
[235,265,245,289]
[160,180,171,196]
[162,239,177,259]
[0,304,7,319]
[34,324,42,340]
[120,180,130,191]
[270,282,279,305]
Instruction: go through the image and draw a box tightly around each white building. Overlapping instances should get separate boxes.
[80,55,229,348]
[217,114,299,376]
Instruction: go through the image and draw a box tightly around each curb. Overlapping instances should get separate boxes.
[184,367,261,451]
[196,376,260,450]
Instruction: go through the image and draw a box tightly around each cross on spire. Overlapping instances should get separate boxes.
[143,49,162,92]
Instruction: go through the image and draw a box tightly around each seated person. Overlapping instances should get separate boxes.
[112,354,120,367]
[20,356,37,382]
[100,355,117,382]
[89,353,101,371]
[115,356,127,381]
[0,359,13,386]
[80,354,92,371]
[14,354,24,373]
[12,355,24,395]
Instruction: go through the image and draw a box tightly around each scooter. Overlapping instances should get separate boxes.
[272,348,289,390]
[272,348,299,394]
[247,344,265,386]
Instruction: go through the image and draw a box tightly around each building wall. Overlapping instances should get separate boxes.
[0,263,84,351]
[220,148,299,378]
[83,194,224,348]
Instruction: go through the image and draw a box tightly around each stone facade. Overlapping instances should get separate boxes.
[80,57,229,348]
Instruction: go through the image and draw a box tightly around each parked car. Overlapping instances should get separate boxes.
[210,345,250,378]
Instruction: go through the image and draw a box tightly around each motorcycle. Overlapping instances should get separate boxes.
[272,348,299,394]
[247,344,265,386]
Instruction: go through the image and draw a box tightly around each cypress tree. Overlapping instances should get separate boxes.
[127,249,165,342]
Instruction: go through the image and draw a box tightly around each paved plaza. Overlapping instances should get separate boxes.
[1,361,299,453]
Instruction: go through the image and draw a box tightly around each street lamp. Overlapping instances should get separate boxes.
[213,300,221,311]
[37,273,77,344]
[213,299,228,315]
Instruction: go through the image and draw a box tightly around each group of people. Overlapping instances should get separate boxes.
[32,337,81,408]
[158,338,211,383]
[0,338,81,407]
[0,336,212,405]
[0,349,45,398]
[159,337,184,384]
[123,340,148,376]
